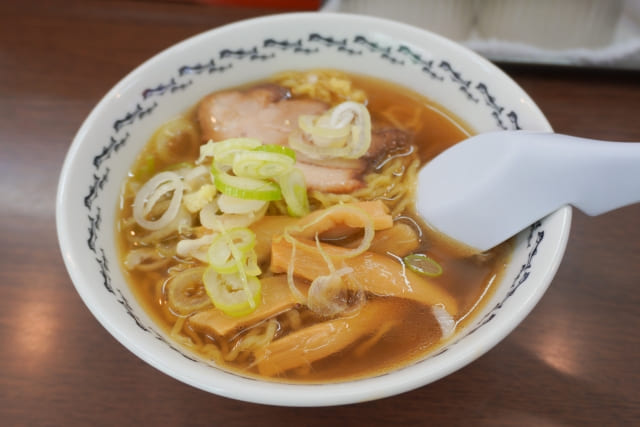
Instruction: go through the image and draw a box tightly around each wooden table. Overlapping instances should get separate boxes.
[2,1,639,425]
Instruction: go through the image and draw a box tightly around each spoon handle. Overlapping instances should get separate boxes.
[519,133,640,216]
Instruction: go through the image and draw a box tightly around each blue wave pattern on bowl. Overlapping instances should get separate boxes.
[82,32,540,369]
[467,222,545,333]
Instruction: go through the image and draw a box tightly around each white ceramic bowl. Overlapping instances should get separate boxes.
[56,12,571,406]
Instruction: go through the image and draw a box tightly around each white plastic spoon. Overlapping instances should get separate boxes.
[416,131,640,252]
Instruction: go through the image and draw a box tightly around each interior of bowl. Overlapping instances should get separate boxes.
[56,12,571,406]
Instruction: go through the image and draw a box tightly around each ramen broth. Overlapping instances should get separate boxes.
[117,70,510,382]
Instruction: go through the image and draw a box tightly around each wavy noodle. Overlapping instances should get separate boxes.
[155,276,168,313]
[183,323,204,346]
[122,206,194,248]
[200,343,224,365]
[378,104,424,133]
[225,319,279,362]
[272,69,367,105]
[124,248,171,271]
[170,317,194,348]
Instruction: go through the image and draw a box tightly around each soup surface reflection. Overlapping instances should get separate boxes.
[117,70,511,382]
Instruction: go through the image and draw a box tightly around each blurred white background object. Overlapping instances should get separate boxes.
[322,0,640,68]
[326,0,475,40]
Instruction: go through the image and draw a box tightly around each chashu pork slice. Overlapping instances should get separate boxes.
[198,84,327,145]
[197,83,410,193]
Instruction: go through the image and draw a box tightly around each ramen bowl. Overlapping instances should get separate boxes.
[56,12,571,406]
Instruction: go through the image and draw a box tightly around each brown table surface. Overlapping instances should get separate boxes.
[2,1,639,425]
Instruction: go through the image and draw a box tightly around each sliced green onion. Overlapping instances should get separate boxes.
[166,267,211,315]
[220,226,259,313]
[224,227,256,252]
[298,114,350,141]
[202,268,261,317]
[217,194,267,215]
[291,102,372,159]
[210,138,263,168]
[212,166,282,201]
[403,253,443,277]
[253,144,296,160]
[242,251,261,276]
[204,226,262,317]
[232,150,295,179]
[207,237,234,273]
[207,227,256,274]
[276,168,310,217]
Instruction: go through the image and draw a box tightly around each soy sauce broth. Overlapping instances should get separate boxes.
[116,70,511,382]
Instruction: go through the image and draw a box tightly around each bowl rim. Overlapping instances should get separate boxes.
[56,11,572,406]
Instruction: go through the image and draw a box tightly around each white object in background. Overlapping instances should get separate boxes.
[322,0,640,68]
[417,131,640,252]
[469,0,640,68]
[475,0,623,49]
[322,0,475,41]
